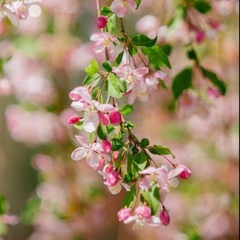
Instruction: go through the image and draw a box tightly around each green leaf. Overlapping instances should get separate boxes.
[97,124,106,140]
[85,59,99,75]
[123,173,133,183]
[83,73,100,86]
[132,152,149,172]
[187,49,198,61]
[111,138,124,151]
[0,222,8,236]
[142,46,171,69]
[21,197,41,225]
[135,0,142,9]
[201,67,226,95]
[106,13,116,33]
[128,43,137,56]
[141,184,160,215]
[122,185,136,208]
[100,6,112,16]
[106,125,115,134]
[132,34,157,47]
[114,51,124,67]
[0,194,9,215]
[194,0,212,14]
[171,68,193,99]
[118,78,127,93]
[147,145,175,158]
[140,138,150,148]
[161,44,172,56]
[102,61,112,72]
[118,104,133,115]
[106,73,122,98]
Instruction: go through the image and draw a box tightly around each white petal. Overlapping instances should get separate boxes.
[75,135,89,148]
[92,100,117,112]
[71,147,88,161]
[145,216,161,226]
[83,111,99,132]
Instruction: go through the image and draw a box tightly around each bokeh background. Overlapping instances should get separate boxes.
[0,0,239,240]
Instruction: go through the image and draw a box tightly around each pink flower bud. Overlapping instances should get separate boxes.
[208,87,221,98]
[135,205,151,219]
[160,209,170,226]
[93,155,105,171]
[109,111,122,125]
[106,171,119,187]
[113,151,119,162]
[195,30,205,43]
[118,208,131,221]
[208,20,220,30]
[98,112,109,126]
[103,164,114,174]
[97,16,107,29]
[68,115,80,124]
[102,140,112,153]
[178,164,192,179]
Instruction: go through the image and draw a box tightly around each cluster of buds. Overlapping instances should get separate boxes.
[68,0,192,229]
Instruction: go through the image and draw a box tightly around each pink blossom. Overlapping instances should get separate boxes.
[1,214,20,225]
[90,32,117,53]
[69,87,117,132]
[139,166,169,190]
[110,0,137,18]
[124,206,161,227]
[118,208,131,221]
[109,111,122,124]
[135,205,151,219]
[208,19,221,30]
[97,16,107,29]
[160,208,170,226]
[71,135,109,169]
[168,164,192,180]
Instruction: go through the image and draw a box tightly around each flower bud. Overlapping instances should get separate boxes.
[178,164,192,179]
[98,112,109,126]
[102,140,112,153]
[68,115,80,124]
[109,111,122,125]
[135,205,151,219]
[106,171,119,187]
[208,87,221,98]
[160,209,170,226]
[97,16,107,29]
[195,30,205,43]
[118,208,131,221]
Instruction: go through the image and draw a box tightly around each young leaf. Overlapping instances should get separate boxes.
[0,194,9,215]
[132,152,149,172]
[171,68,193,99]
[140,138,150,148]
[147,145,175,158]
[121,185,136,208]
[100,6,112,16]
[111,138,125,151]
[106,73,122,98]
[135,0,142,9]
[132,34,157,47]
[85,59,99,75]
[187,49,198,61]
[106,13,116,33]
[201,67,227,95]
[114,51,124,67]
[97,124,106,140]
[142,46,171,69]
[141,184,160,215]
[118,104,133,115]
[83,73,100,86]
[102,61,112,72]
[194,0,212,14]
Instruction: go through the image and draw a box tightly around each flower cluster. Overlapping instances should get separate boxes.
[68,0,192,229]
[0,0,41,26]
